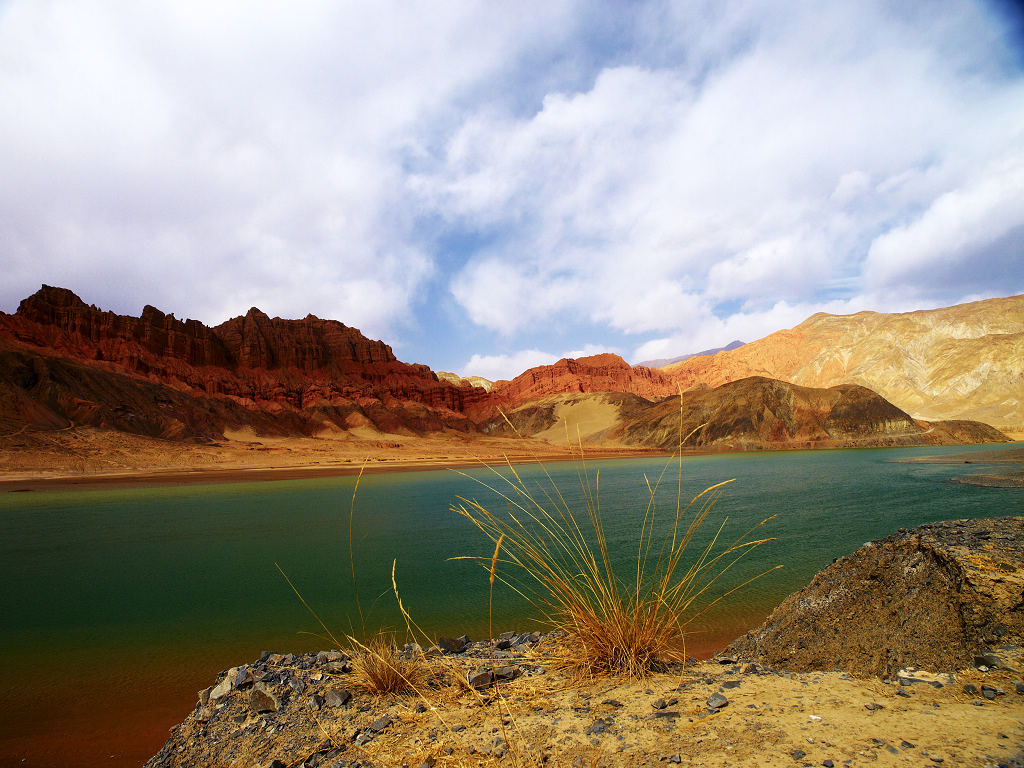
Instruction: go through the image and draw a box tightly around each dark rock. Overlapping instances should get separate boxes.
[326,688,352,707]
[900,741,915,749]
[823,761,834,767]
[722,680,742,689]
[325,661,351,675]
[494,666,517,682]
[585,717,612,736]
[964,684,980,695]
[249,684,279,714]
[651,698,668,710]
[289,677,307,694]
[981,685,998,700]
[311,693,325,709]
[667,755,682,764]
[367,714,392,733]
[234,667,253,688]
[896,688,910,697]
[468,670,494,689]
[791,750,806,760]
[864,702,884,711]
[707,693,728,710]
[1016,682,1024,694]
[437,636,466,654]
[602,699,624,708]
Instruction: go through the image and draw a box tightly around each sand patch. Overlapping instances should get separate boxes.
[531,395,624,444]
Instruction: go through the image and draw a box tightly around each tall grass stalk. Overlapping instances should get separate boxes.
[453,405,780,678]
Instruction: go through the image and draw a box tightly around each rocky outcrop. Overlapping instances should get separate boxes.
[663,294,1024,428]
[728,517,1024,677]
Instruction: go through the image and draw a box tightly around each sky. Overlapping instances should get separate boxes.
[2,1,1023,381]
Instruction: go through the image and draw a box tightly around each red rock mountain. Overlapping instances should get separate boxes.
[481,353,677,415]
[0,286,486,439]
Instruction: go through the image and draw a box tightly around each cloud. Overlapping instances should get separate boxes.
[458,349,560,382]
[2,0,1021,373]
[416,0,1024,353]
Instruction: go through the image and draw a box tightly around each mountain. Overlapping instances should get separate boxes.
[636,340,745,369]
[488,377,1007,451]
[0,287,1010,452]
[480,353,678,415]
[0,285,487,439]
[663,295,1024,430]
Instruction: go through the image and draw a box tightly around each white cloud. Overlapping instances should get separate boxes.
[458,350,560,382]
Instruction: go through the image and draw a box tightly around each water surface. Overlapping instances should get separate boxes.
[1,443,1018,767]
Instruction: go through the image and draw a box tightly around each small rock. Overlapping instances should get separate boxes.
[585,717,612,736]
[289,676,306,694]
[791,749,806,760]
[651,698,668,710]
[667,755,682,764]
[1015,682,1024,694]
[234,666,253,688]
[823,761,834,768]
[964,683,980,695]
[981,685,998,700]
[266,761,287,768]
[864,702,884,711]
[437,636,466,654]
[325,661,351,675]
[311,693,325,709]
[707,693,728,710]
[652,710,680,719]
[900,740,915,749]
[895,688,910,697]
[368,714,392,733]
[468,670,494,689]
[494,666,517,682]
[250,684,279,714]
[326,688,352,707]
[741,662,758,674]
[602,699,624,708]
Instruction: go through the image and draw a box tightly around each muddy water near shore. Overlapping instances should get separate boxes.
[1,443,1019,767]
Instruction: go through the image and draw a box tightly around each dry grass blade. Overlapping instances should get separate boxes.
[453,400,778,679]
[347,632,429,695]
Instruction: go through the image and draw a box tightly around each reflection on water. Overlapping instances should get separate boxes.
[0,442,1017,767]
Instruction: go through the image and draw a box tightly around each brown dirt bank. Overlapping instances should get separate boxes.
[147,518,1024,768]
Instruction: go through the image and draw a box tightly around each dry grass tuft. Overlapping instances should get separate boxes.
[348,633,429,695]
[453,411,779,679]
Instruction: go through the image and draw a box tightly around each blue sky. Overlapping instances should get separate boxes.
[2,1,1022,380]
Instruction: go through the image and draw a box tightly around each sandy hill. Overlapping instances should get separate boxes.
[663,295,1024,430]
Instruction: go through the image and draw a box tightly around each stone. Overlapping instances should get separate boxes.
[651,698,668,710]
[289,677,306,694]
[722,680,742,689]
[326,688,352,707]
[823,761,834,767]
[368,714,392,733]
[791,750,806,760]
[602,699,624,708]
[494,666,517,682]
[250,684,279,714]
[981,685,998,700]
[468,670,494,689]
[210,668,239,700]
[864,702,884,711]
[234,666,253,688]
[437,636,466,654]
[585,717,612,736]
[707,693,728,710]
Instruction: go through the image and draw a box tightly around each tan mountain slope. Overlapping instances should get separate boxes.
[663,294,1024,428]
[489,377,1007,451]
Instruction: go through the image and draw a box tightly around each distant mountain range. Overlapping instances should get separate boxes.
[0,285,1016,452]
[636,340,745,369]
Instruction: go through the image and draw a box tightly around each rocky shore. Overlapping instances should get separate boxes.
[148,519,1024,768]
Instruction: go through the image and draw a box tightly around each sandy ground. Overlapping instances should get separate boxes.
[900,445,1024,488]
[0,426,663,490]
[150,639,1024,768]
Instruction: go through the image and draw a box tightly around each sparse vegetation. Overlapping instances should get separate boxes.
[453,413,779,678]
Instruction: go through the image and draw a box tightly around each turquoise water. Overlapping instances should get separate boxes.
[0,444,1020,767]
